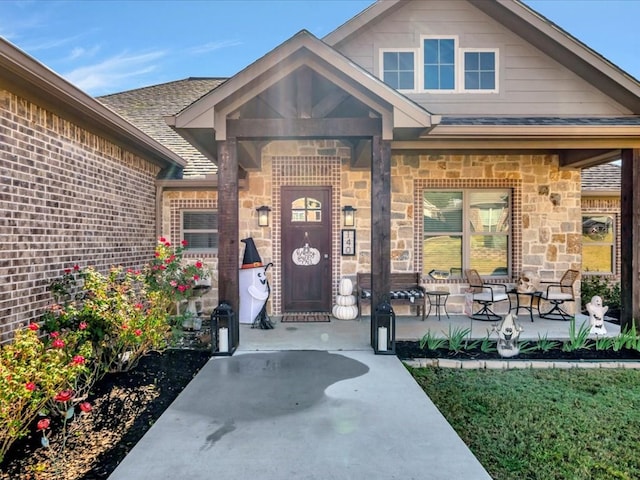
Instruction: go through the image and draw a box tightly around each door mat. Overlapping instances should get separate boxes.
[281,313,331,323]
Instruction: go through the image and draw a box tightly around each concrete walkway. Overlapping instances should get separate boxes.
[108,347,492,479]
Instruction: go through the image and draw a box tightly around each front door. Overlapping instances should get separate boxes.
[282,186,332,312]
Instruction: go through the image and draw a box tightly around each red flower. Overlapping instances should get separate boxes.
[134,329,142,336]
[193,275,200,281]
[37,418,50,430]
[73,264,80,271]
[50,331,59,339]
[79,402,92,413]
[54,390,73,402]
[121,324,128,330]
[25,382,36,391]
[177,285,187,292]
[164,242,171,247]
[78,321,88,330]
[72,355,85,365]
[195,261,203,269]
[52,339,65,349]
[181,239,188,246]
[28,323,39,331]
[64,268,71,274]
[159,237,166,243]
[154,251,160,258]
[159,265,166,271]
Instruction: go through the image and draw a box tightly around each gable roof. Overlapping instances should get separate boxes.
[98,78,225,176]
[0,38,186,170]
[167,30,437,142]
[325,0,640,113]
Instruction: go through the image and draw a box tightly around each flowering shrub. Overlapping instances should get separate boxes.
[43,265,172,376]
[0,326,89,464]
[144,237,209,305]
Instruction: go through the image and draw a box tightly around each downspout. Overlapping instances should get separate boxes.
[155,184,164,240]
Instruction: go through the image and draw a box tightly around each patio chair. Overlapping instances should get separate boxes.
[464,269,511,321]
[538,269,580,321]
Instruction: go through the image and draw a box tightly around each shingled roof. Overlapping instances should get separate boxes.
[582,163,621,192]
[98,77,226,177]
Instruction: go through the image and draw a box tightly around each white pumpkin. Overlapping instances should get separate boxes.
[338,277,353,296]
[335,294,356,306]
[332,304,358,320]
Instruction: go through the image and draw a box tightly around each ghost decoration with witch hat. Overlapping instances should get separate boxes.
[238,238,272,324]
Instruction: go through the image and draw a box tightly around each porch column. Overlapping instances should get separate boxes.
[217,138,240,329]
[620,149,640,330]
[370,135,391,347]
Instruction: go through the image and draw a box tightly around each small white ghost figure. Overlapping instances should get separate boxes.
[493,313,524,358]
[239,265,270,324]
[586,295,608,335]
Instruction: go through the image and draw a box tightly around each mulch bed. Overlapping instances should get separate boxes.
[0,349,210,480]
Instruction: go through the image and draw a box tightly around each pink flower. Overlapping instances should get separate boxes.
[195,261,203,269]
[79,402,92,413]
[37,418,50,430]
[193,275,200,281]
[52,339,65,349]
[169,280,178,287]
[25,382,36,391]
[28,323,39,331]
[54,390,73,402]
[73,264,80,271]
[78,322,88,330]
[177,285,187,293]
[159,265,166,271]
[72,355,85,365]
[50,331,59,339]
[134,329,142,337]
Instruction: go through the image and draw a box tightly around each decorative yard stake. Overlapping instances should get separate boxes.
[493,313,523,358]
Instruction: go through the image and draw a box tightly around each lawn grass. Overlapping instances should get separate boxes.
[409,367,640,480]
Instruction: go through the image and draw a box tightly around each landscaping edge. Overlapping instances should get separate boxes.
[402,358,640,369]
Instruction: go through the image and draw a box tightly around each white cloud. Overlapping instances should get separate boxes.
[187,39,242,55]
[63,50,166,95]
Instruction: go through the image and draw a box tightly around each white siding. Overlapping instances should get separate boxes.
[336,0,630,115]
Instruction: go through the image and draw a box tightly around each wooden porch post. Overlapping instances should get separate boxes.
[620,149,640,331]
[370,135,391,347]
[217,138,240,329]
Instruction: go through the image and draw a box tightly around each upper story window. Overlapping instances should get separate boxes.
[423,38,455,90]
[380,36,498,93]
[182,210,218,251]
[382,50,415,90]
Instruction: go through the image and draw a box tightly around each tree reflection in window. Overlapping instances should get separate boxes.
[291,197,322,222]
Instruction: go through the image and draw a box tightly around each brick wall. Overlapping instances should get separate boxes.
[0,89,161,342]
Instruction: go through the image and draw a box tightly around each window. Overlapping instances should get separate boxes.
[463,51,496,90]
[582,214,615,274]
[291,197,322,222]
[382,50,415,90]
[182,211,218,250]
[423,190,510,278]
[423,38,455,90]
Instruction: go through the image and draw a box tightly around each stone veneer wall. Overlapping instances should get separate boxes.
[160,142,582,318]
[0,89,162,342]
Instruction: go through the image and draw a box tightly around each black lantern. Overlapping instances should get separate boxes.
[342,205,357,227]
[210,301,237,356]
[256,205,271,227]
[373,298,396,355]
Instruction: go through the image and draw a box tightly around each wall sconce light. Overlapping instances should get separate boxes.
[256,205,271,227]
[342,205,357,227]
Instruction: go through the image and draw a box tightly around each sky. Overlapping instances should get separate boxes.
[0,0,639,97]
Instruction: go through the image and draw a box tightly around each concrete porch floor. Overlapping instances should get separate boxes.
[237,313,620,352]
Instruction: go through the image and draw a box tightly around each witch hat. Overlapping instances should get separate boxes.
[241,237,263,269]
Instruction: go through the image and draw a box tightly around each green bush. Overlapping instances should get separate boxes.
[581,275,621,312]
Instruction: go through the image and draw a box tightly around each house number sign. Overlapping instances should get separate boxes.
[341,229,356,256]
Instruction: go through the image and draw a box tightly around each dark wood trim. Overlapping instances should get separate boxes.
[296,67,312,119]
[620,149,640,330]
[217,138,240,346]
[228,117,382,139]
[370,135,391,346]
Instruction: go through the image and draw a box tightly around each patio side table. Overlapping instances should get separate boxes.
[426,290,450,321]
[508,289,541,322]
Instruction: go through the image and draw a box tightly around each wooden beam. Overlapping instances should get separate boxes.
[311,89,349,118]
[619,149,640,331]
[296,67,312,119]
[228,117,381,138]
[217,138,240,347]
[370,135,391,347]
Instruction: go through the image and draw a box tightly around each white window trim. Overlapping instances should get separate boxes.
[420,35,459,93]
[181,209,218,253]
[582,212,616,275]
[378,48,419,93]
[459,48,499,93]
